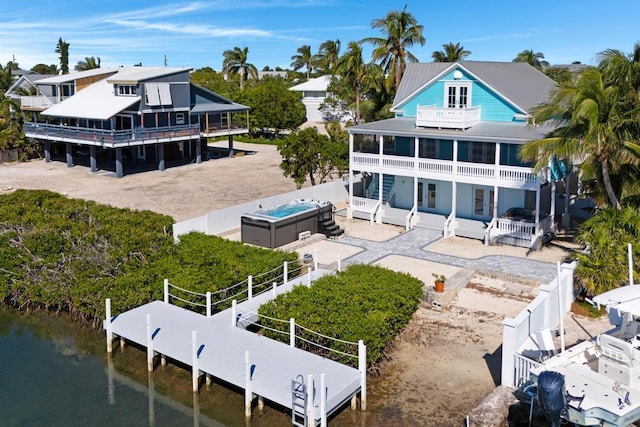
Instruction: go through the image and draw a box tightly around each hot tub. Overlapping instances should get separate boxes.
[241,199,332,248]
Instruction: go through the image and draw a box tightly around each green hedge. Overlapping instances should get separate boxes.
[0,190,298,324]
[258,264,423,367]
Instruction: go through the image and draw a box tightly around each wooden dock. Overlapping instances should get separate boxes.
[105,267,365,426]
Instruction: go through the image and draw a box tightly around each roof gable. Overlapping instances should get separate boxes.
[393,61,556,115]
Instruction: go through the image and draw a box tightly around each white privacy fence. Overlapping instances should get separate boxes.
[501,261,577,388]
[173,179,349,240]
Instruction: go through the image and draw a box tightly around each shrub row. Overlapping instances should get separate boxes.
[258,264,424,367]
[0,190,298,325]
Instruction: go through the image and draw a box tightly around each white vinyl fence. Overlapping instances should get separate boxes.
[173,179,349,240]
[501,261,577,388]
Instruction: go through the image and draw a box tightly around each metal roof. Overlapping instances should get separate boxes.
[35,66,192,85]
[190,83,249,113]
[348,117,555,144]
[393,61,557,113]
[41,77,140,120]
[35,68,119,84]
[290,75,332,92]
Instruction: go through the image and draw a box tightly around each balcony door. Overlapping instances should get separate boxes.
[445,82,471,109]
[473,187,494,219]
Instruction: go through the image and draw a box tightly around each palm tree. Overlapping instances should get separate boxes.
[291,45,315,79]
[316,39,341,74]
[431,42,471,62]
[519,68,640,209]
[336,42,377,124]
[360,5,425,90]
[222,46,258,90]
[513,49,549,71]
[74,56,101,71]
[55,37,70,74]
[598,43,640,113]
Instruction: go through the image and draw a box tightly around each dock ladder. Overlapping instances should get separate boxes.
[292,375,308,426]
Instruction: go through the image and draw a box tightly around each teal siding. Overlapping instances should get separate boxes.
[397,67,522,122]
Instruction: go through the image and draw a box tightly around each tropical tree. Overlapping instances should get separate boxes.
[74,56,101,71]
[31,64,59,75]
[431,42,471,62]
[360,5,425,89]
[544,67,575,86]
[55,37,70,74]
[291,45,315,79]
[513,49,549,71]
[278,126,348,188]
[519,68,638,209]
[222,46,258,91]
[335,42,377,124]
[237,76,306,137]
[316,39,341,74]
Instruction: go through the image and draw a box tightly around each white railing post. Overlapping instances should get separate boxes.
[192,331,199,392]
[320,373,327,427]
[290,318,295,347]
[206,292,211,317]
[248,275,253,300]
[105,298,113,354]
[272,282,277,298]
[501,318,518,387]
[629,243,634,285]
[358,340,367,411]
[314,249,319,271]
[245,351,252,419]
[231,300,237,327]
[283,261,288,285]
[307,269,312,287]
[337,255,342,272]
[146,314,154,372]
[307,374,314,422]
[163,279,169,303]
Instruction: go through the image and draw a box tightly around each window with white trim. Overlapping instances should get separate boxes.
[176,112,185,125]
[118,85,137,96]
[444,82,471,108]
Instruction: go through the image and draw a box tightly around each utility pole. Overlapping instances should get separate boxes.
[163,55,167,67]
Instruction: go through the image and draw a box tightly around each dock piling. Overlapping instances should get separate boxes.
[105,298,113,354]
[359,340,367,411]
[244,351,253,419]
[146,314,154,372]
[320,373,327,427]
[192,330,199,393]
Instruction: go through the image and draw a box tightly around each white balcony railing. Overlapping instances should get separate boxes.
[497,218,536,241]
[352,153,537,187]
[20,95,57,109]
[416,105,481,129]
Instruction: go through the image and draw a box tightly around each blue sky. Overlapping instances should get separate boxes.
[1,1,638,72]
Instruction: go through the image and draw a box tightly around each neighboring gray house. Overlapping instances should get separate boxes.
[5,72,55,102]
[21,67,249,177]
[289,75,333,123]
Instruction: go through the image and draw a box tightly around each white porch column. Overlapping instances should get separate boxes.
[451,139,458,221]
[493,143,500,219]
[413,137,419,211]
[348,133,354,219]
[377,134,383,223]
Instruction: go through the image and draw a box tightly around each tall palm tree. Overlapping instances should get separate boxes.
[513,49,549,71]
[316,39,341,74]
[336,42,377,124]
[291,45,315,79]
[519,68,640,209]
[598,43,640,111]
[74,56,101,71]
[55,37,70,74]
[431,42,471,62]
[222,46,258,90]
[360,5,425,90]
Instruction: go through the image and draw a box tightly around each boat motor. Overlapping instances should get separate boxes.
[537,370,566,427]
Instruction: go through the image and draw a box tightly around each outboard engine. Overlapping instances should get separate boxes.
[537,370,566,427]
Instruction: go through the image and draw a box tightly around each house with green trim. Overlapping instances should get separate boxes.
[347,61,562,248]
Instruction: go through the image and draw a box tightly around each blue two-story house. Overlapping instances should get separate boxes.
[347,61,560,248]
[22,66,249,177]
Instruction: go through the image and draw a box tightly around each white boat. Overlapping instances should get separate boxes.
[530,285,640,426]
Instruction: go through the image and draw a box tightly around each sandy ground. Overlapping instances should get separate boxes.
[0,145,604,426]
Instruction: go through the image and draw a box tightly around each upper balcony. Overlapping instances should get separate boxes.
[24,122,200,147]
[20,95,58,111]
[351,152,545,189]
[416,105,481,129]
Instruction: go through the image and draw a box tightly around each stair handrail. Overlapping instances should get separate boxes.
[484,217,497,246]
[443,211,455,237]
[405,205,417,231]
